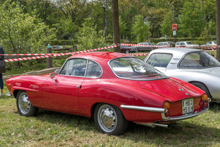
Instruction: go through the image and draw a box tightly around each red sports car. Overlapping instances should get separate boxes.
[6,52,210,135]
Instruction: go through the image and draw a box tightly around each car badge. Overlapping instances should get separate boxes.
[179,88,183,91]
[185,93,189,96]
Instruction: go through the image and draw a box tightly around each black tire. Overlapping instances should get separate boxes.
[125,50,129,54]
[135,48,139,53]
[94,104,128,135]
[16,91,38,117]
[190,82,212,99]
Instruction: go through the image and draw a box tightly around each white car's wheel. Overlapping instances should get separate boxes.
[94,104,127,135]
[16,91,38,117]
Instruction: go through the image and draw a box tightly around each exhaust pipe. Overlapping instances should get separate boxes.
[137,123,168,128]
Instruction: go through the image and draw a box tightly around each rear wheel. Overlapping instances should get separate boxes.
[94,104,127,135]
[190,82,212,98]
[125,50,129,54]
[16,91,38,117]
[135,48,139,53]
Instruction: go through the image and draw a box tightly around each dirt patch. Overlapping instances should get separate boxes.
[3,67,59,80]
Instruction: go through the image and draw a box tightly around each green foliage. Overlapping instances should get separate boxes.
[160,10,173,37]
[76,18,106,51]
[209,19,216,35]
[0,0,56,54]
[179,1,206,39]
[132,15,151,42]
[119,15,127,38]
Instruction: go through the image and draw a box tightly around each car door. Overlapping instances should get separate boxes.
[41,58,87,112]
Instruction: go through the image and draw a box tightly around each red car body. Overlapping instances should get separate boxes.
[6,52,210,135]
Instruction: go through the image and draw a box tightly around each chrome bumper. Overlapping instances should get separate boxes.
[120,104,209,122]
[161,107,209,121]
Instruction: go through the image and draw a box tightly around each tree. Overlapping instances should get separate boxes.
[200,0,215,37]
[0,1,56,54]
[160,10,173,37]
[119,15,127,40]
[76,18,106,51]
[179,1,206,41]
[132,15,151,42]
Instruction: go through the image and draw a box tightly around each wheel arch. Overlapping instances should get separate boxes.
[189,81,212,98]
[90,102,126,119]
[13,89,21,99]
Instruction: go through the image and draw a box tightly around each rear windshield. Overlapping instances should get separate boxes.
[109,57,168,80]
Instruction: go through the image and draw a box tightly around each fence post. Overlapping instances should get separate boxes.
[47,44,53,68]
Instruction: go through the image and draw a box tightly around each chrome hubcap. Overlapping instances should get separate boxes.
[18,92,31,114]
[98,105,117,132]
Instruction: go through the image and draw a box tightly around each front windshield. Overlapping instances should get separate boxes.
[179,51,220,68]
[109,57,168,80]
[186,42,192,45]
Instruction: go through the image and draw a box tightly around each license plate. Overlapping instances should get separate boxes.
[182,98,194,114]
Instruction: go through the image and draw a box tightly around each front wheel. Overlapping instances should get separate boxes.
[94,104,127,135]
[16,91,38,117]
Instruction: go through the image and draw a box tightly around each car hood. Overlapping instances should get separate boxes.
[140,78,200,101]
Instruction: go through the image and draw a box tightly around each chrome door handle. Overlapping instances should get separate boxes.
[76,85,81,89]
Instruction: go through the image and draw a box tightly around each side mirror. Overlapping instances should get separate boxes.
[54,69,59,74]
[50,73,55,79]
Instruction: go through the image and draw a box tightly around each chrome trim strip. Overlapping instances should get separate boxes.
[161,107,209,121]
[136,123,168,128]
[120,105,165,113]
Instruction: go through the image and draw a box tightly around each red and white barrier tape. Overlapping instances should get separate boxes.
[128,53,149,56]
[120,43,218,51]
[3,43,219,62]
[4,45,116,62]
[175,45,218,50]
[120,43,162,48]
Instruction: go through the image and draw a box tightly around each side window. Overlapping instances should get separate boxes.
[60,59,87,76]
[179,52,202,68]
[86,60,102,78]
[146,53,173,67]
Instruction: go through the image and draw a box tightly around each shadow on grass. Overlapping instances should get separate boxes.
[209,103,220,113]
[33,109,220,146]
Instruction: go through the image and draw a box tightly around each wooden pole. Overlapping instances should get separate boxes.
[216,0,220,61]
[47,45,53,68]
[112,0,120,52]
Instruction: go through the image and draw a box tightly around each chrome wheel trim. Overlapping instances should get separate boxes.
[97,104,117,133]
[125,50,129,54]
[18,92,31,115]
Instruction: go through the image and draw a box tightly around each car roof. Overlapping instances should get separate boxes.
[68,52,130,62]
[150,48,201,57]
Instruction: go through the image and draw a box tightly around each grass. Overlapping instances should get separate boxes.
[0,95,219,147]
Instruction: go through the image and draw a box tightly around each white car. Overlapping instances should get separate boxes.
[200,41,217,48]
[144,48,220,103]
[175,41,199,48]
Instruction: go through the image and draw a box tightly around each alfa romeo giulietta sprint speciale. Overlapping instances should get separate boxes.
[6,52,210,135]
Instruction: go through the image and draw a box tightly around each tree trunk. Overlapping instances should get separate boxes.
[112,0,120,52]
[216,0,220,61]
